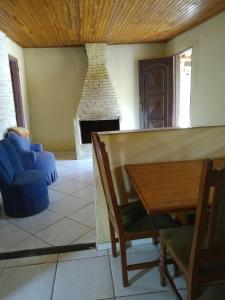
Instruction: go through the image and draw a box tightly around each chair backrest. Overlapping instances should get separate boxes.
[7,131,30,151]
[0,139,24,186]
[92,132,124,234]
[189,159,225,282]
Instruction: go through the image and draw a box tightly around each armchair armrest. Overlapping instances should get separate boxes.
[30,143,43,152]
[19,150,37,168]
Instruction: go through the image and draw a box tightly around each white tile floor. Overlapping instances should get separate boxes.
[0,152,96,252]
[0,244,223,299]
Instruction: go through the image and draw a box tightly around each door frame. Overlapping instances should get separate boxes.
[9,55,25,127]
[139,56,175,129]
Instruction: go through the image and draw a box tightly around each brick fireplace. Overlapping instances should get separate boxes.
[74,43,120,159]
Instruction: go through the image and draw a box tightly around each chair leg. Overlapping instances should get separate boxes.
[119,238,129,287]
[160,241,183,299]
[152,237,159,245]
[173,261,180,277]
[109,220,117,257]
[159,241,167,286]
[188,280,198,300]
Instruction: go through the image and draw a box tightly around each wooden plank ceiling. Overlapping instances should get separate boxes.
[0,0,225,48]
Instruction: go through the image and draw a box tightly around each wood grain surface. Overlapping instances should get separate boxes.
[125,158,225,214]
[0,0,225,47]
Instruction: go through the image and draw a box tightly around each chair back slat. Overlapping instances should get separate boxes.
[189,160,225,279]
[92,133,124,233]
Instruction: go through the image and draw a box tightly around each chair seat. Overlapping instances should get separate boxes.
[160,225,225,273]
[120,201,177,234]
[160,225,194,269]
[119,201,146,229]
[11,170,45,186]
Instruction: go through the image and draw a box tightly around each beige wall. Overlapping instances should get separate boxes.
[6,38,29,128]
[24,44,165,151]
[95,126,225,244]
[107,44,165,129]
[166,11,225,127]
[24,47,87,151]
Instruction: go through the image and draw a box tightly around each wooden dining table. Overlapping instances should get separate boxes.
[125,158,225,216]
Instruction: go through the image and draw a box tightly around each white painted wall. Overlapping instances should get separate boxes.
[6,38,30,128]
[0,32,16,138]
[166,11,225,127]
[107,44,165,129]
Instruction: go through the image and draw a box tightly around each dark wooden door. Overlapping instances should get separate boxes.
[139,57,174,129]
[9,55,25,127]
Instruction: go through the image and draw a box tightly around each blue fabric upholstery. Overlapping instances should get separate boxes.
[0,138,49,217]
[30,143,43,152]
[7,131,57,185]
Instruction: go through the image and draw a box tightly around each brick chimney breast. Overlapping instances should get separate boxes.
[74,43,120,159]
[76,43,120,121]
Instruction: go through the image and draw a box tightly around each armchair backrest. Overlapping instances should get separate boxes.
[189,159,225,283]
[0,139,24,186]
[7,131,30,152]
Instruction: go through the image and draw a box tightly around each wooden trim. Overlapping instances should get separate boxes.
[0,243,96,260]
[8,55,25,127]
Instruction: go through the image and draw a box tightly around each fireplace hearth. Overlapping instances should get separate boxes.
[80,119,120,144]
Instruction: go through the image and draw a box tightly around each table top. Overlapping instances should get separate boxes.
[125,158,225,214]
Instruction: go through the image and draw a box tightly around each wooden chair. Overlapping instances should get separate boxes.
[159,159,225,299]
[92,132,178,287]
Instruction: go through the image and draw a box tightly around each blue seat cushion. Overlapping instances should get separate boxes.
[11,170,45,187]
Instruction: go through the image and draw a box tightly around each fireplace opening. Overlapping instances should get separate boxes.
[79,119,120,144]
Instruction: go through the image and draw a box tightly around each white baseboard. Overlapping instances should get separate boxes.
[96,238,153,251]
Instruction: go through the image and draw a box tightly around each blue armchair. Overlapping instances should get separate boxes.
[7,131,57,185]
[0,138,49,217]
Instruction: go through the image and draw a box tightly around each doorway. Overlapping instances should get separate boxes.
[8,55,25,127]
[175,48,192,127]
[139,57,174,129]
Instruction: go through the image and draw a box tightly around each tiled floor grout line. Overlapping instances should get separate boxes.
[50,254,59,300]
[50,189,95,201]
[5,232,52,251]
[6,213,64,235]
[5,259,58,269]
[49,188,86,197]
[70,227,95,245]
[58,253,109,263]
[114,289,179,299]
[65,217,94,230]
[47,200,94,218]
[50,190,95,201]
[0,260,7,278]
[6,211,94,251]
[108,250,116,299]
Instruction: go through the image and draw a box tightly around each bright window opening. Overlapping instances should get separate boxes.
[175,48,192,127]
